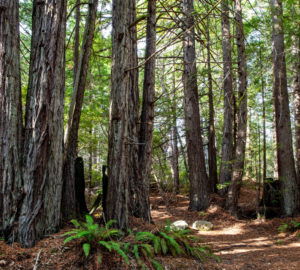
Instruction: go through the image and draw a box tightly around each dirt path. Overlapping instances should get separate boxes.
[150,191,300,270]
[0,188,299,269]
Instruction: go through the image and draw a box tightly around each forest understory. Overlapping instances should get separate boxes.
[0,182,299,270]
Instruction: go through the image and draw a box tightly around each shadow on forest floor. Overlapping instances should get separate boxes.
[0,184,299,269]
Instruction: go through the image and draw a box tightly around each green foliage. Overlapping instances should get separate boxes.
[278,220,300,233]
[64,215,127,263]
[64,217,219,269]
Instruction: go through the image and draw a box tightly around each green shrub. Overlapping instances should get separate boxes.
[63,215,129,264]
[63,216,219,269]
[278,220,300,233]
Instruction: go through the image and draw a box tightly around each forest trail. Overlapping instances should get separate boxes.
[0,185,299,269]
[150,185,300,270]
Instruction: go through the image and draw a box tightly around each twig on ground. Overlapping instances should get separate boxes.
[33,250,42,270]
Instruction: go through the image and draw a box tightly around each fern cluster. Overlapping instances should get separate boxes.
[64,216,127,263]
[278,220,300,234]
[63,216,218,269]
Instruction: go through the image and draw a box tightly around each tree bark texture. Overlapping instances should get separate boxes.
[73,0,81,84]
[62,0,98,220]
[226,0,248,215]
[106,0,132,229]
[182,0,210,211]
[219,0,234,195]
[170,79,180,195]
[127,0,142,219]
[270,0,299,216]
[137,0,156,221]
[0,0,23,240]
[206,17,218,193]
[260,48,267,182]
[293,34,300,188]
[18,0,67,247]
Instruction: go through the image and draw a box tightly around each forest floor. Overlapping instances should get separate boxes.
[0,183,299,269]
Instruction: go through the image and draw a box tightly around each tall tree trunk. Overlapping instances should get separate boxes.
[18,0,67,247]
[137,0,156,221]
[219,0,234,196]
[73,0,81,84]
[170,124,180,194]
[170,74,180,194]
[206,17,218,193]
[62,0,98,220]
[106,0,132,229]
[182,0,209,211]
[0,0,23,241]
[260,48,267,182]
[126,0,141,219]
[226,0,247,215]
[293,35,300,187]
[270,0,299,216]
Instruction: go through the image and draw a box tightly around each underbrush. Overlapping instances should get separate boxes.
[278,220,300,236]
[63,215,219,269]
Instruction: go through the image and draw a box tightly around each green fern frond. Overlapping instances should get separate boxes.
[70,219,81,228]
[150,259,163,270]
[83,243,91,257]
[135,231,155,242]
[105,219,117,229]
[85,215,94,226]
[98,240,112,251]
[160,238,167,255]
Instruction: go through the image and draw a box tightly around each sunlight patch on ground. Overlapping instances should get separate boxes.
[198,223,245,236]
[218,247,265,255]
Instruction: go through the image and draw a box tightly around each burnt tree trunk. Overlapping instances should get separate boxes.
[270,0,299,216]
[0,0,23,241]
[219,0,234,196]
[137,0,156,221]
[62,0,98,220]
[206,17,218,193]
[18,0,67,247]
[182,0,210,211]
[74,157,88,214]
[226,0,248,215]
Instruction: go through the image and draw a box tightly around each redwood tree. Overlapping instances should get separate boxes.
[206,17,218,193]
[226,0,248,215]
[0,0,23,240]
[106,0,132,229]
[137,0,156,222]
[219,0,234,195]
[62,0,98,220]
[270,0,299,216]
[182,0,210,211]
[18,0,67,247]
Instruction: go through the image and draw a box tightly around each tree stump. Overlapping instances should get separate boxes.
[75,157,88,214]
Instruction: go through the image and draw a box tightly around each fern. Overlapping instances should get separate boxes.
[63,218,218,269]
[63,215,127,266]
